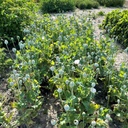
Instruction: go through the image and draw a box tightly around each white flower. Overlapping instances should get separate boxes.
[42,36,45,40]
[83,73,87,78]
[106,114,111,120]
[64,104,70,111]
[13,70,17,74]
[94,63,99,68]
[25,74,30,79]
[117,99,120,104]
[72,66,75,71]
[50,66,55,72]
[65,80,69,85]
[51,119,57,126]
[69,81,75,88]
[19,43,24,49]
[57,88,62,93]
[74,59,80,65]
[4,40,8,45]
[32,60,35,65]
[19,80,22,85]
[59,69,64,75]
[91,120,96,126]
[90,87,96,93]
[91,82,96,87]
[12,48,16,53]
[123,85,126,88]
[83,43,88,48]
[82,112,86,116]
[10,82,14,86]
[74,119,79,126]
[56,56,60,62]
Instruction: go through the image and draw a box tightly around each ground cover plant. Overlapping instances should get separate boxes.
[96,0,125,7]
[102,9,128,48]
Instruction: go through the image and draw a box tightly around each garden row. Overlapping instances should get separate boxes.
[0,0,128,127]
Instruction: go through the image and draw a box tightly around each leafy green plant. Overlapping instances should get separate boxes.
[102,9,128,48]
[97,11,105,16]
[41,0,75,13]
[0,0,37,46]
[96,0,125,7]
[75,0,99,9]
[0,48,13,78]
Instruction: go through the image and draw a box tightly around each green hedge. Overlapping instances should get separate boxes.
[102,10,128,48]
[96,0,125,7]
[0,0,37,46]
[41,0,75,13]
[75,0,99,9]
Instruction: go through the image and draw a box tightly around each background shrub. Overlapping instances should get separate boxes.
[75,0,99,9]
[102,10,128,48]
[41,0,75,13]
[96,0,125,7]
[0,0,37,46]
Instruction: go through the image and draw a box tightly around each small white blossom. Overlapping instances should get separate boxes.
[90,87,96,93]
[74,59,80,65]
[51,119,57,126]
[106,114,111,120]
[10,82,14,86]
[19,80,22,85]
[42,36,45,40]
[32,60,35,65]
[12,48,16,53]
[91,121,96,126]
[50,66,55,72]
[117,99,120,104]
[19,43,24,49]
[74,119,79,126]
[57,88,62,93]
[72,66,75,71]
[91,82,96,87]
[83,73,87,78]
[64,104,70,111]
[65,80,69,85]
[56,56,60,62]
[69,81,75,88]
[25,74,30,79]
[94,63,99,68]
[59,69,64,75]
[82,112,86,116]
[4,40,8,45]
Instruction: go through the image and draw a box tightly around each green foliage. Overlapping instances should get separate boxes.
[97,11,105,16]
[102,10,128,48]
[0,0,37,45]
[96,0,125,7]
[75,0,99,9]
[0,48,13,78]
[41,0,75,13]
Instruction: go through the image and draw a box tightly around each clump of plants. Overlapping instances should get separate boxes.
[102,9,128,48]
[0,11,128,128]
[96,0,125,7]
[0,0,37,46]
[41,0,75,13]
[75,0,99,9]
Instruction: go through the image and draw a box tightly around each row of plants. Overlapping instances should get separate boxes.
[40,0,126,13]
[0,12,128,127]
[102,9,128,48]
